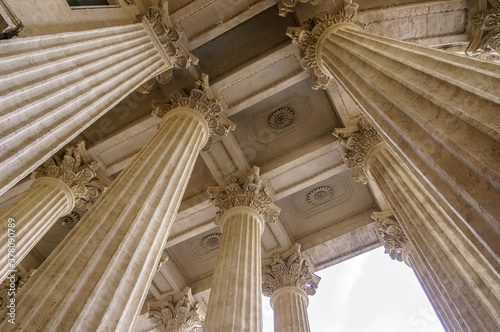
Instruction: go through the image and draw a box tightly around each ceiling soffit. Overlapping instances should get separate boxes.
[229,78,341,166]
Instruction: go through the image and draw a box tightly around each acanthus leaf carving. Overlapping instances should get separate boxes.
[333,117,383,184]
[207,166,280,225]
[262,244,320,297]
[31,146,105,211]
[278,0,323,18]
[286,0,365,90]
[137,3,198,94]
[467,3,500,62]
[372,211,410,262]
[151,77,236,152]
[148,287,205,332]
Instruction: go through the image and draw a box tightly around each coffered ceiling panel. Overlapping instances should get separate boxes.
[276,169,375,238]
[191,4,297,80]
[229,78,341,166]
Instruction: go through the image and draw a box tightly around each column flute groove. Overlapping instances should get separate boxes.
[4,80,235,331]
[205,168,280,332]
[289,0,500,268]
[335,118,500,330]
[263,244,320,332]
[0,4,190,196]
[0,146,104,283]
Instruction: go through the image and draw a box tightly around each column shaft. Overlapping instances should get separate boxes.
[0,20,171,196]
[271,287,310,332]
[408,249,464,332]
[8,108,208,331]
[316,23,500,265]
[368,144,500,331]
[204,206,264,332]
[0,177,74,282]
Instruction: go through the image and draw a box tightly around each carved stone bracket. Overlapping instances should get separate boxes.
[467,1,500,61]
[151,77,236,152]
[372,211,410,262]
[0,269,36,322]
[262,244,320,297]
[137,2,199,94]
[31,146,105,211]
[333,117,383,184]
[207,166,280,225]
[286,0,365,90]
[148,287,206,332]
[278,0,323,18]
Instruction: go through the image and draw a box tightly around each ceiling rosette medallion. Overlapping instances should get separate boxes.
[268,107,295,129]
[59,212,81,229]
[306,186,333,205]
[201,233,222,251]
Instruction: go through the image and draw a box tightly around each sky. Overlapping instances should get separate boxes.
[262,246,445,332]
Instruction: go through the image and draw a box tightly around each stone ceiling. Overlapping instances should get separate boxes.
[0,0,472,312]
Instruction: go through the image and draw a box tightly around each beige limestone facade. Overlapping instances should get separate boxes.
[0,0,499,331]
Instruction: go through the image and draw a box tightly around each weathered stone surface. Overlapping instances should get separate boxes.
[0,19,173,197]
[5,103,218,330]
[204,168,279,332]
[262,244,320,332]
[148,287,205,332]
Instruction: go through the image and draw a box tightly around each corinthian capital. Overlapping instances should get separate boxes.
[31,145,105,211]
[278,0,323,18]
[372,211,410,262]
[148,287,205,332]
[286,0,365,90]
[262,244,320,297]
[137,2,198,93]
[207,166,280,225]
[333,118,383,184]
[467,4,500,62]
[151,77,236,151]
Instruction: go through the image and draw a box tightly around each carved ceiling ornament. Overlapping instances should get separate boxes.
[148,287,205,332]
[31,146,105,211]
[59,211,81,229]
[152,78,236,152]
[306,186,333,205]
[268,107,295,129]
[333,117,383,184]
[201,233,221,251]
[207,166,281,225]
[262,244,320,297]
[467,1,500,61]
[372,211,410,262]
[278,0,323,18]
[286,0,365,90]
[137,3,197,94]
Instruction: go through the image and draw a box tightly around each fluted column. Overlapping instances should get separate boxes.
[335,119,500,331]
[5,81,234,331]
[288,0,500,267]
[262,244,320,332]
[204,167,280,332]
[405,244,465,332]
[0,146,104,283]
[0,4,190,196]
[372,212,456,331]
